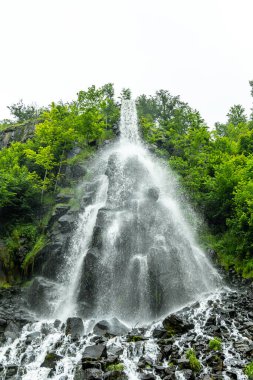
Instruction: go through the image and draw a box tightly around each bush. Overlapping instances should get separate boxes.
[186,349,201,372]
[106,363,124,371]
[245,361,253,379]
[209,337,222,351]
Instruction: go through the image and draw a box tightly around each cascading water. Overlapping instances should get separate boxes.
[54,99,220,323]
[3,99,253,380]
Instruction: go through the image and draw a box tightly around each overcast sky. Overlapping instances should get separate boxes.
[0,0,253,126]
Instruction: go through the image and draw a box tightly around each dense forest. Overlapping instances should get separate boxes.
[0,82,253,286]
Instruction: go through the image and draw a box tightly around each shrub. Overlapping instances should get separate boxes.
[106,363,124,371]
[209,337,222,351]
[186,349,201,372]
[245,361,253,379]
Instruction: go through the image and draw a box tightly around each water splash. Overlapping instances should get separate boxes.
[53,99,220,323]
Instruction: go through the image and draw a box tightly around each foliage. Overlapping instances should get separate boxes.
[106,363,124,371]
[209,337,222,351]
[7,100,43,122]
[0,84,120,283]
[22,235,46,272]
[244,361,253,379]
[137,83,253,276]
[186,349,201,372]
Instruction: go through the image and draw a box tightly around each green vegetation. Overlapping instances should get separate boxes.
[127,335,145,342]
[106,363,125,372]
[209,337,222,351]
[244,361,253,379]
[186,349,201,372]
[2,80,253,284]
[165,326,176,337]
[22,235,46,273]
[0,84,120,286]
[137,82,253,277]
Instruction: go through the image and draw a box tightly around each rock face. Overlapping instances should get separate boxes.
[27,277,60,316]
[0,287,34,344]
[0,123,35,150]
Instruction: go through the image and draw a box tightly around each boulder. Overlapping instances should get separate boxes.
[41,351,63,369]
[152,327,168,339]
[93,318,129,337]
[48,205,71,228]
[82,344,107,361]
[4,365,18,378]
[107,344,124,357]
[75,368,103,380]
[147,187,160,201]
[65,317,84,340]
[104,371,127,380]
[4,320,21,341]
[27,277,58,315]
[137,355,154,369]
[162,314,194,335]
[140,374,156,380]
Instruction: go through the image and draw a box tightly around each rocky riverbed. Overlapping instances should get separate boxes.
[0,274,253,380]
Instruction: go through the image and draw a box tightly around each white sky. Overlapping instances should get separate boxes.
[0,0,252,126]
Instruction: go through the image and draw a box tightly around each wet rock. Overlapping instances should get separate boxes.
[65,163,87,181]
[161,344,172,359]
[25,331,40,344]
[225,370,238,379]
[154,365,166,376]
[41,352,63,369]
[82,361,102,370]
[65,317,84,340]
[137,355,154,369]
[147,187,160,201]
[56,193,73,203]
[180,370,195,380]
[82,344,107,361]
[49,205,71,227]
[140,374,156,380]
[206,353,224,372]
[58,213,76,233]
[163,366,177,379]
[177,358,191,369]
[107,344,124,357]
[27,277,58,315]
[4,365,18,378]
[67,146,82,159]
[162,314,194,335]
[54,319,61,328]
[93,318,129,337]
[104,371,127,380]
[152,327,168,339]
[75,366,103,380]
[4,321,21,341]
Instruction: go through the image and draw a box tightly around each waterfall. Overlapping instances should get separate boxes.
[54,99,220,323]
